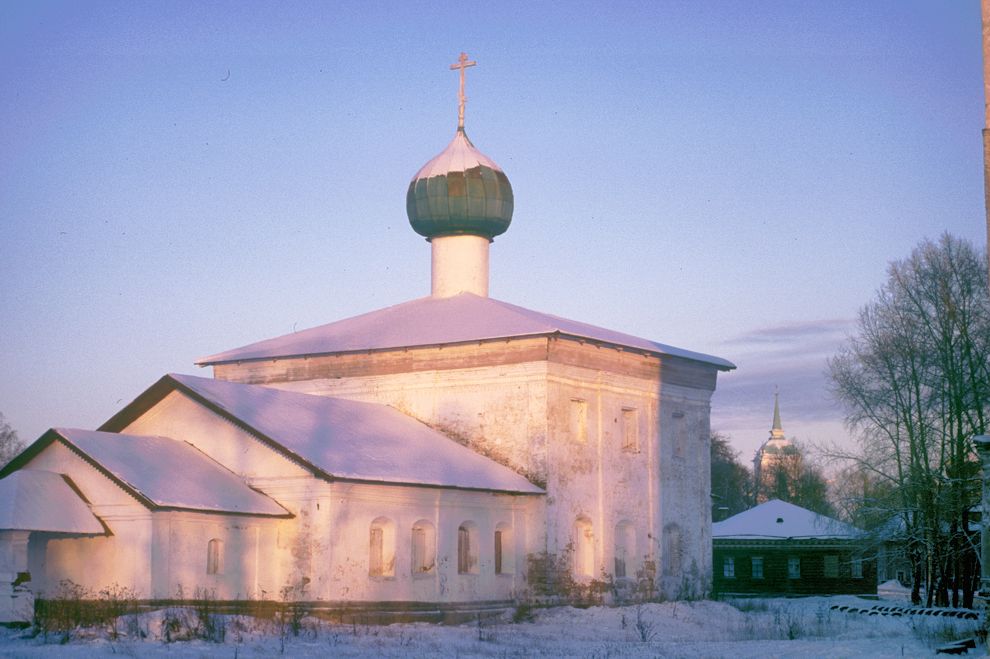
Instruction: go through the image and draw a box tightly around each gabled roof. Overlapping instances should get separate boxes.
[102,374,544,495]
[196,293,735,370]
[713,499,862,540]
[0,470,106,534]
[1,428,290,517]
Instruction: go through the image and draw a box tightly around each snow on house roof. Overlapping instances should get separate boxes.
[52,428,290,517]
[713,499,863,540]
[0,469,105,534]
[196,293,735,370]
[162,373,543,495]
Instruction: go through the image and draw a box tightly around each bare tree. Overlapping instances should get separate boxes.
[710,432,751,520]
[0,412,24,468]
[828,234,990,607]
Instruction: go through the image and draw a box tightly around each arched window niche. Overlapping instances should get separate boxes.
[457,521,480,574]
[574,516,595,578]
[411,520,436,576]
[494,522,514,575]
[614,520,636,579]
[369,517,396,578]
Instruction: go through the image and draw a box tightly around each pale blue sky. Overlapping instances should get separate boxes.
[1,1,984,461]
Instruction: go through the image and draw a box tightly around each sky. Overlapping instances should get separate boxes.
[1,1,985,465]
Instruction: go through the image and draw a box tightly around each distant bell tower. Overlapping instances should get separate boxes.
[753,391,799,504]
[406,52,514,298]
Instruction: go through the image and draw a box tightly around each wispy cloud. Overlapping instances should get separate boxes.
[711,318,856,453]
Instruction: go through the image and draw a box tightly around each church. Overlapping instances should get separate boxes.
[0,55,733,622]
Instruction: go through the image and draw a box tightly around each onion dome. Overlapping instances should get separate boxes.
[406,127,514,240]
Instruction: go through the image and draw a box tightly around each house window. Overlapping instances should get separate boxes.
[369,517,396,577]
[457,521,479,574]
[723,556,735,578]
[824,555,839,578]
[495,523,514,575]
[411,520,436,575]
[621,408,639,452]
[896,569,906,584]
[751,556,763,580]
[574,517,595,578]
[788,557,800,579]
[851,555,863,579]
[663,524,682,576]
[206,538,224,575]
[614,520,636,579]
[571,399,588,444]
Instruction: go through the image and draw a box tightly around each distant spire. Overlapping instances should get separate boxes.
[769,390,785,441]
[450,52,477,131]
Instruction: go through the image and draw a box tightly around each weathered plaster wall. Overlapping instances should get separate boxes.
[221,336,719,599]
[267,362,551,486]
[318,482,539,603]
[23,441,152,597]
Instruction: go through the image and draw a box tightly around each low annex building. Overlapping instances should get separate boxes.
[712,500,876,597]
[0,54,734,622]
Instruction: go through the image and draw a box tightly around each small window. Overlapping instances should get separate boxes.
[621,408,639,452]
[896,569,906,584]
[788,557,800,579]
[571,399,588,444]
[663,524,682,576]
[851,555,863,579]
[723,556,735,578]
[494,523,514,575]
[824,555,839,578]
[411,520,436,575]
[458,521,479,574]
[751,556,763,580]
[206,538,224,575]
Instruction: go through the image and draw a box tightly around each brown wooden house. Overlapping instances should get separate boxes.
[712,500,876,597]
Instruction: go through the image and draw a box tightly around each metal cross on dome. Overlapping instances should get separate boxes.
[450,52,477,130]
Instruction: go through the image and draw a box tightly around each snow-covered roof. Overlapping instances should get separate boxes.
[713,500,863,540]
[106,374,544,495]
[51,428,290,517]
[196,293,735,370]
[0,469,105,534]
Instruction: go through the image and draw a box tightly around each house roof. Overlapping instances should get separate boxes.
[2,429,290,517]
[102,374,544,495]
[0,469,106,534]
[196,293,735,370]
[713,499,863,540]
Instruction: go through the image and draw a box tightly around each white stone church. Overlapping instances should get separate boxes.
[0,56,733,622]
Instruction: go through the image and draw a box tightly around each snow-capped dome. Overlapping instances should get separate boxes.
[406,127,514,240]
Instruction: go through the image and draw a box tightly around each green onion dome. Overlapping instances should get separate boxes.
[406,128,514,240]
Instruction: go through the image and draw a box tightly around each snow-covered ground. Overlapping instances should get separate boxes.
[0,595,981,657]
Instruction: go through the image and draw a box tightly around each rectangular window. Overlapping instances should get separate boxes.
[207,539,224,575]
[458,526,471,574]
[672,411,685,458]
[723,556,735,578]
[369,527,384,577]
[851,555,863,579]
[412,527,427,572]
[751,556,763,580]
[621,408,639,452]
[494,530,503,575]
[571,399,588,444]
[824,555,839,578]
[788,557,800,579]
